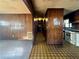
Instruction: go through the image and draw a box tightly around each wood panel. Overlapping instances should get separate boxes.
[0,14,33,40]
[46,8,64,44]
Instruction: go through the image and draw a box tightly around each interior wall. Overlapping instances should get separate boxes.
[46,8,64,44]
[0,14,33,40]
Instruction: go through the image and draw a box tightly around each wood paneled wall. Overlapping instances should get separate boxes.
[0,14,33,40]
[46,8,64,44]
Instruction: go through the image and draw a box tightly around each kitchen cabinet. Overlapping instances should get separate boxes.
[64,29,79,46]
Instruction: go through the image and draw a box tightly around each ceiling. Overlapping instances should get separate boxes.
[31,0,79,16]
[0,0,79,15]
[0,0,31,14]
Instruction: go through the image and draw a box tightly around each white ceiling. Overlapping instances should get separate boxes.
[32,0,79,15]
[0,0,31,14]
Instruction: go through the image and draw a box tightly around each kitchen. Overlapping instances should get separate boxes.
[64,10,79,46]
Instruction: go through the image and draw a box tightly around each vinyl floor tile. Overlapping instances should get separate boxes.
[30,33,79,59]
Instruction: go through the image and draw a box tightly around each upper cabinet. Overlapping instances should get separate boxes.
[73,10,79,23]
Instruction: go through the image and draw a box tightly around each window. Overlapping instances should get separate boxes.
[64,19,69,27]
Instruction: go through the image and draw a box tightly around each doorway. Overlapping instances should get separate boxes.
[33,18,48,43]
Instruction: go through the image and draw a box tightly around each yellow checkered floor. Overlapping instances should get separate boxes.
[30,33,79,59]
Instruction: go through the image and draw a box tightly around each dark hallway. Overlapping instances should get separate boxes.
[33,18,47,42]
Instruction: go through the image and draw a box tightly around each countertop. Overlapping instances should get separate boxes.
[64,27,79,32]
[0,40,33,59]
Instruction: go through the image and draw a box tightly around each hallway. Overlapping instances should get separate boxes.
[30,33,79,59]
[0,0,79,59]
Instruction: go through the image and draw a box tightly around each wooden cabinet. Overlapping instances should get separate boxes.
[46,8,64,44]
[72,10,79,29]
